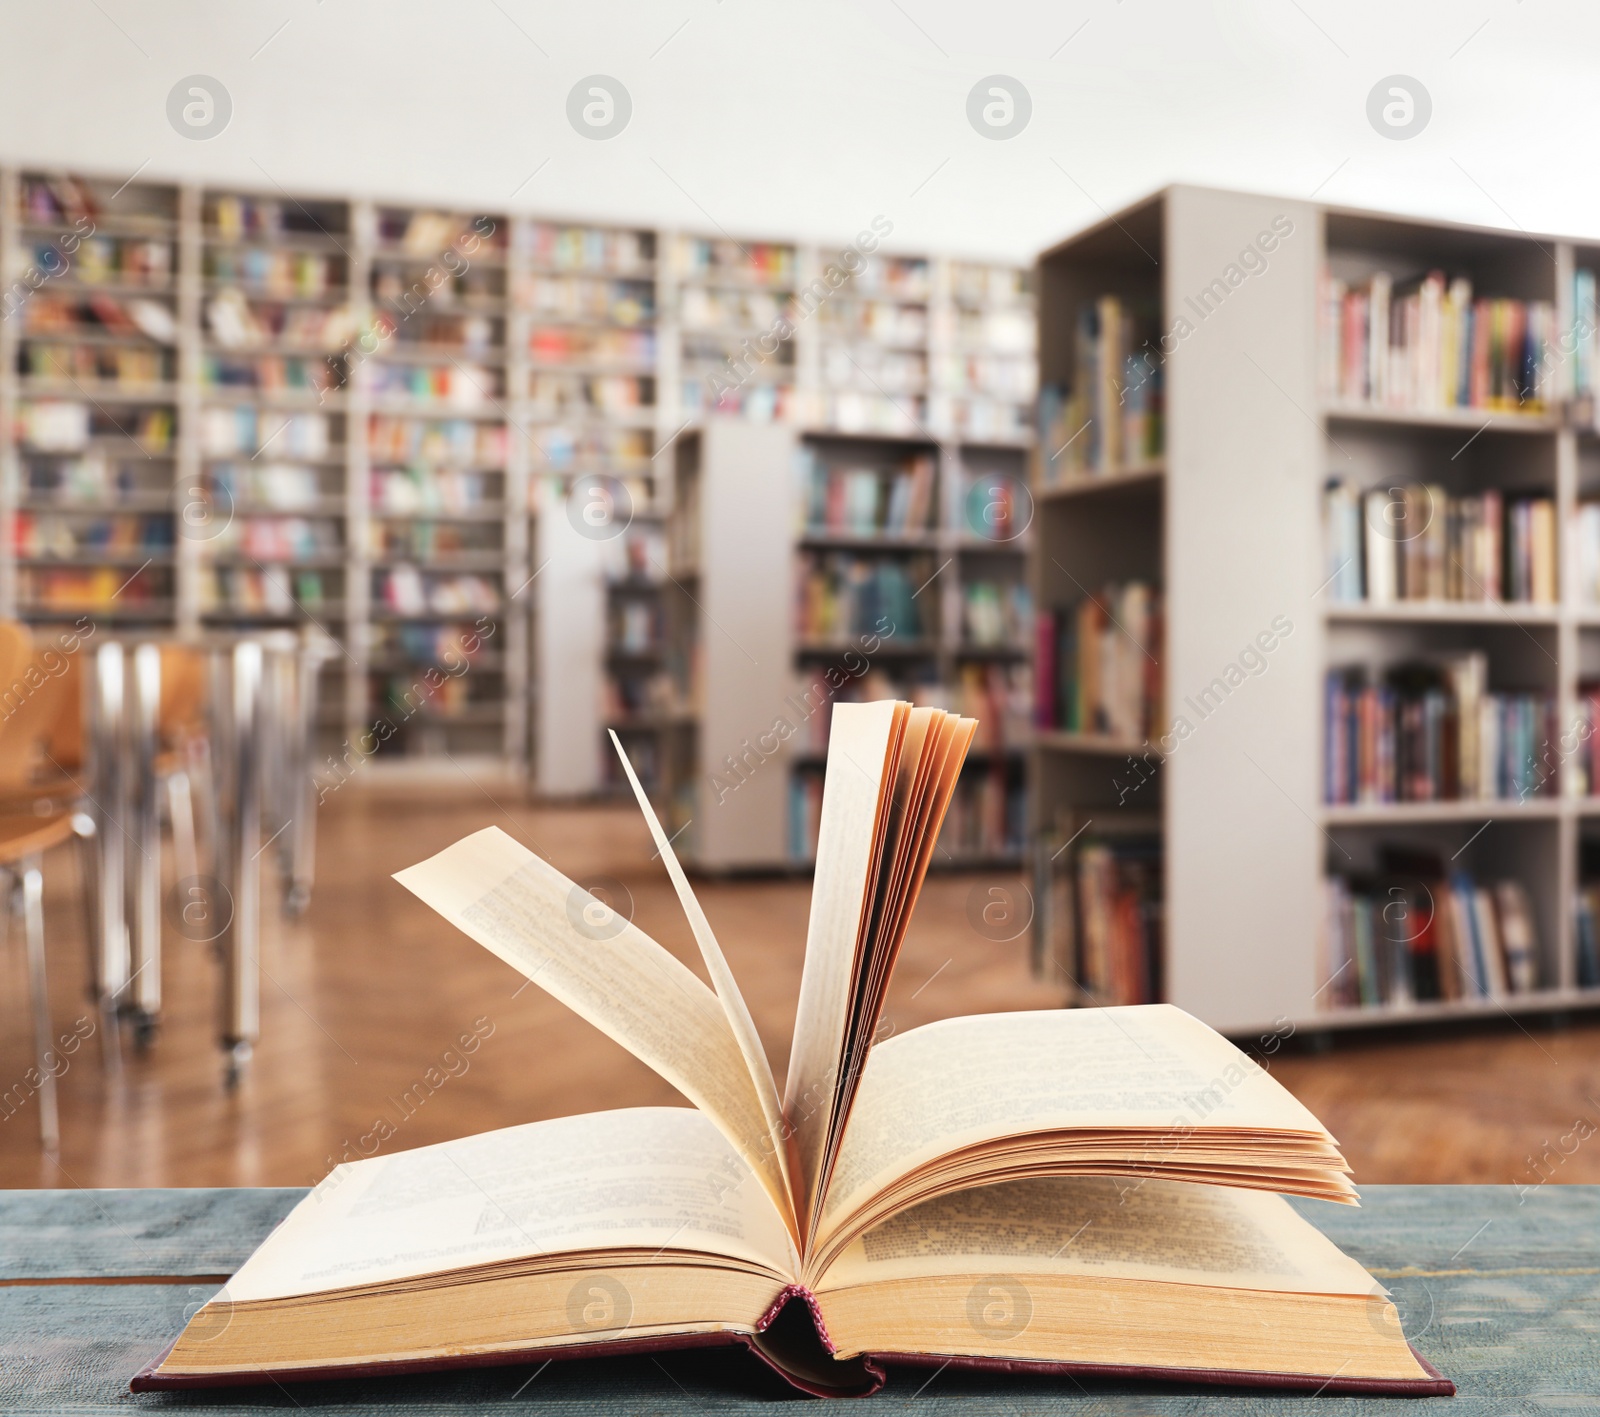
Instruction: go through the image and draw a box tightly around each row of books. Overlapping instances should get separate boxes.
[1571,885,1600,987]
[209,517,340,561]
[533,424,652,470]
[202,353,336,396]
[371,469,497,515]
[844,255,931,301]
[202,567,328,615]
[199,407,332,459]
[371,267,500,310]
[23,452,167,502]
[369,363,499,408]
[525,275,653,326]
[374,672,478,720]
[372,621,494,668]
[956,662,1033,752]
[1035,831,1163,1006]
[1323,481,1558,604]
[23,343,170,386]
[381,313,500,354]
[818,301,928,344]
[932,351,1036,401]
[526,373,653,415]
[962,471,1028,540]
[1035,584,1164,743]
[24,292,176,342]
[674,238,795,285]
[935,768,1026,861]
[374,567,500,616]
[205,248,343,300]
[21,174,123,225]
[795,553,927,644]
[1319,269,1558,413]
[526,224,653,275]
[802,453,937,536]
[818,345,926,394]
[679,285,788,332]
[369,520,496,560]
[208,195,328,241]
[1324,655,1555,803]
[1319,869,1541,1007]
[11,513,172,558]
[950,263,1031,308]
[371,208,501,256]
[1038,296,1165,478]
[927,395,1032,442]
[370,416,505,467]
[963,580,1032,648]
[799,391,921,436]
[529,326,654,367]
[682,380,797,422]
[205,290,357,350]
[18,564,166,608]
[19,401,173,453]
[209,463,330,510]
[40,236,171,288]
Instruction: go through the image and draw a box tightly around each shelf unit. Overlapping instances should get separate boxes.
[1031,182,1600,1036]
[2,164,1035,797]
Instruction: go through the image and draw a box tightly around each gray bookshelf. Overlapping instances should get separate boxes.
[1031,182,1600,1035]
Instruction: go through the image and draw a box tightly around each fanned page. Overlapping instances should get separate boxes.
[781,702,976,1240]
[394,828,791,1229]
[220,1109,797,1304]
[783,700,906,1232]
[819,1005,1351,1254]
[606,730,792,1217]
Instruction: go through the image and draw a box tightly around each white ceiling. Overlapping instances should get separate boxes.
[2,0,1597,263]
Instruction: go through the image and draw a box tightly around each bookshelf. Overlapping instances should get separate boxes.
[1031,183,1600,1036]
[1,165,1035,801]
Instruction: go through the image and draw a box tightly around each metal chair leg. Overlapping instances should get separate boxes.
[21,857,61,1155]
[166,770,200,890]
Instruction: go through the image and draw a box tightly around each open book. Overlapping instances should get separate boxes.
[135,702,1451,1398]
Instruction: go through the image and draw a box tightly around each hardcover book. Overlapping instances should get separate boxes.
[135,701,1451,1398]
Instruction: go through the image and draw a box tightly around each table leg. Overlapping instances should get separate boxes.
[88,641,127,1070]
[219,641,262,1088]
[130,643,162,1046]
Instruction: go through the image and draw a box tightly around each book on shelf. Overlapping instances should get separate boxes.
[1575,887,1600,989]
[138,703,1447,1397]
[20,564,163,610]
[962,580,1032,649]
[1034,583,1162,742]
[1323,478,1517,604]
[1035,827,1163,1007]
[12,512,172,558]
[1319,854,1542,1007]
[1037,296,1163,480]
[801,450,936,537]
[23,342,170,387]
[374,567,499,617]
[369,415,505,468]
[1319,267,1557,414]
[961,468,1029,541]
[1324,654,1555,804]
[207,246,341,299]
[23,290,175,342]
[205,567,325,616]
[795,553,926,645]
[936,765,1024,861]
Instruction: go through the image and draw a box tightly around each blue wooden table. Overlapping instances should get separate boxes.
[2,1185,1596,1412]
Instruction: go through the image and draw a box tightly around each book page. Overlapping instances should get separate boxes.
[820,1176,1374,1296]
[822,1006,1336,1230]
[783,700,904,1231]
[394,828,790,1224]
[224,1109,798,1302]
[607,730,792,1222]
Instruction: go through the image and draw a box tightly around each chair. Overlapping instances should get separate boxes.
[0,622,84,1151]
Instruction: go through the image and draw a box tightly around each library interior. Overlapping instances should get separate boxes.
[1,8,1599,1402]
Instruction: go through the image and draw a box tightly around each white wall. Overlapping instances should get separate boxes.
[2,0,1599,261]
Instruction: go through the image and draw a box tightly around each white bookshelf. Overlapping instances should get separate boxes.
[1031,183,1600,1035]
[1,165,1036,805]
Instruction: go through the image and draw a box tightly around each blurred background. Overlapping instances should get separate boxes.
[1,0,1598,1192]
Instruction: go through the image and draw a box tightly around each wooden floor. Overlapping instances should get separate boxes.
[2,789,1599,1190]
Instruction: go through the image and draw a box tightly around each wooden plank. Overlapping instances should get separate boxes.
[0,1186,1595,1411]
[0,1188,302,1278]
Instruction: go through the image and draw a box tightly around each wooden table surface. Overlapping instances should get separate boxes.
[2,1185,1596,1413]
